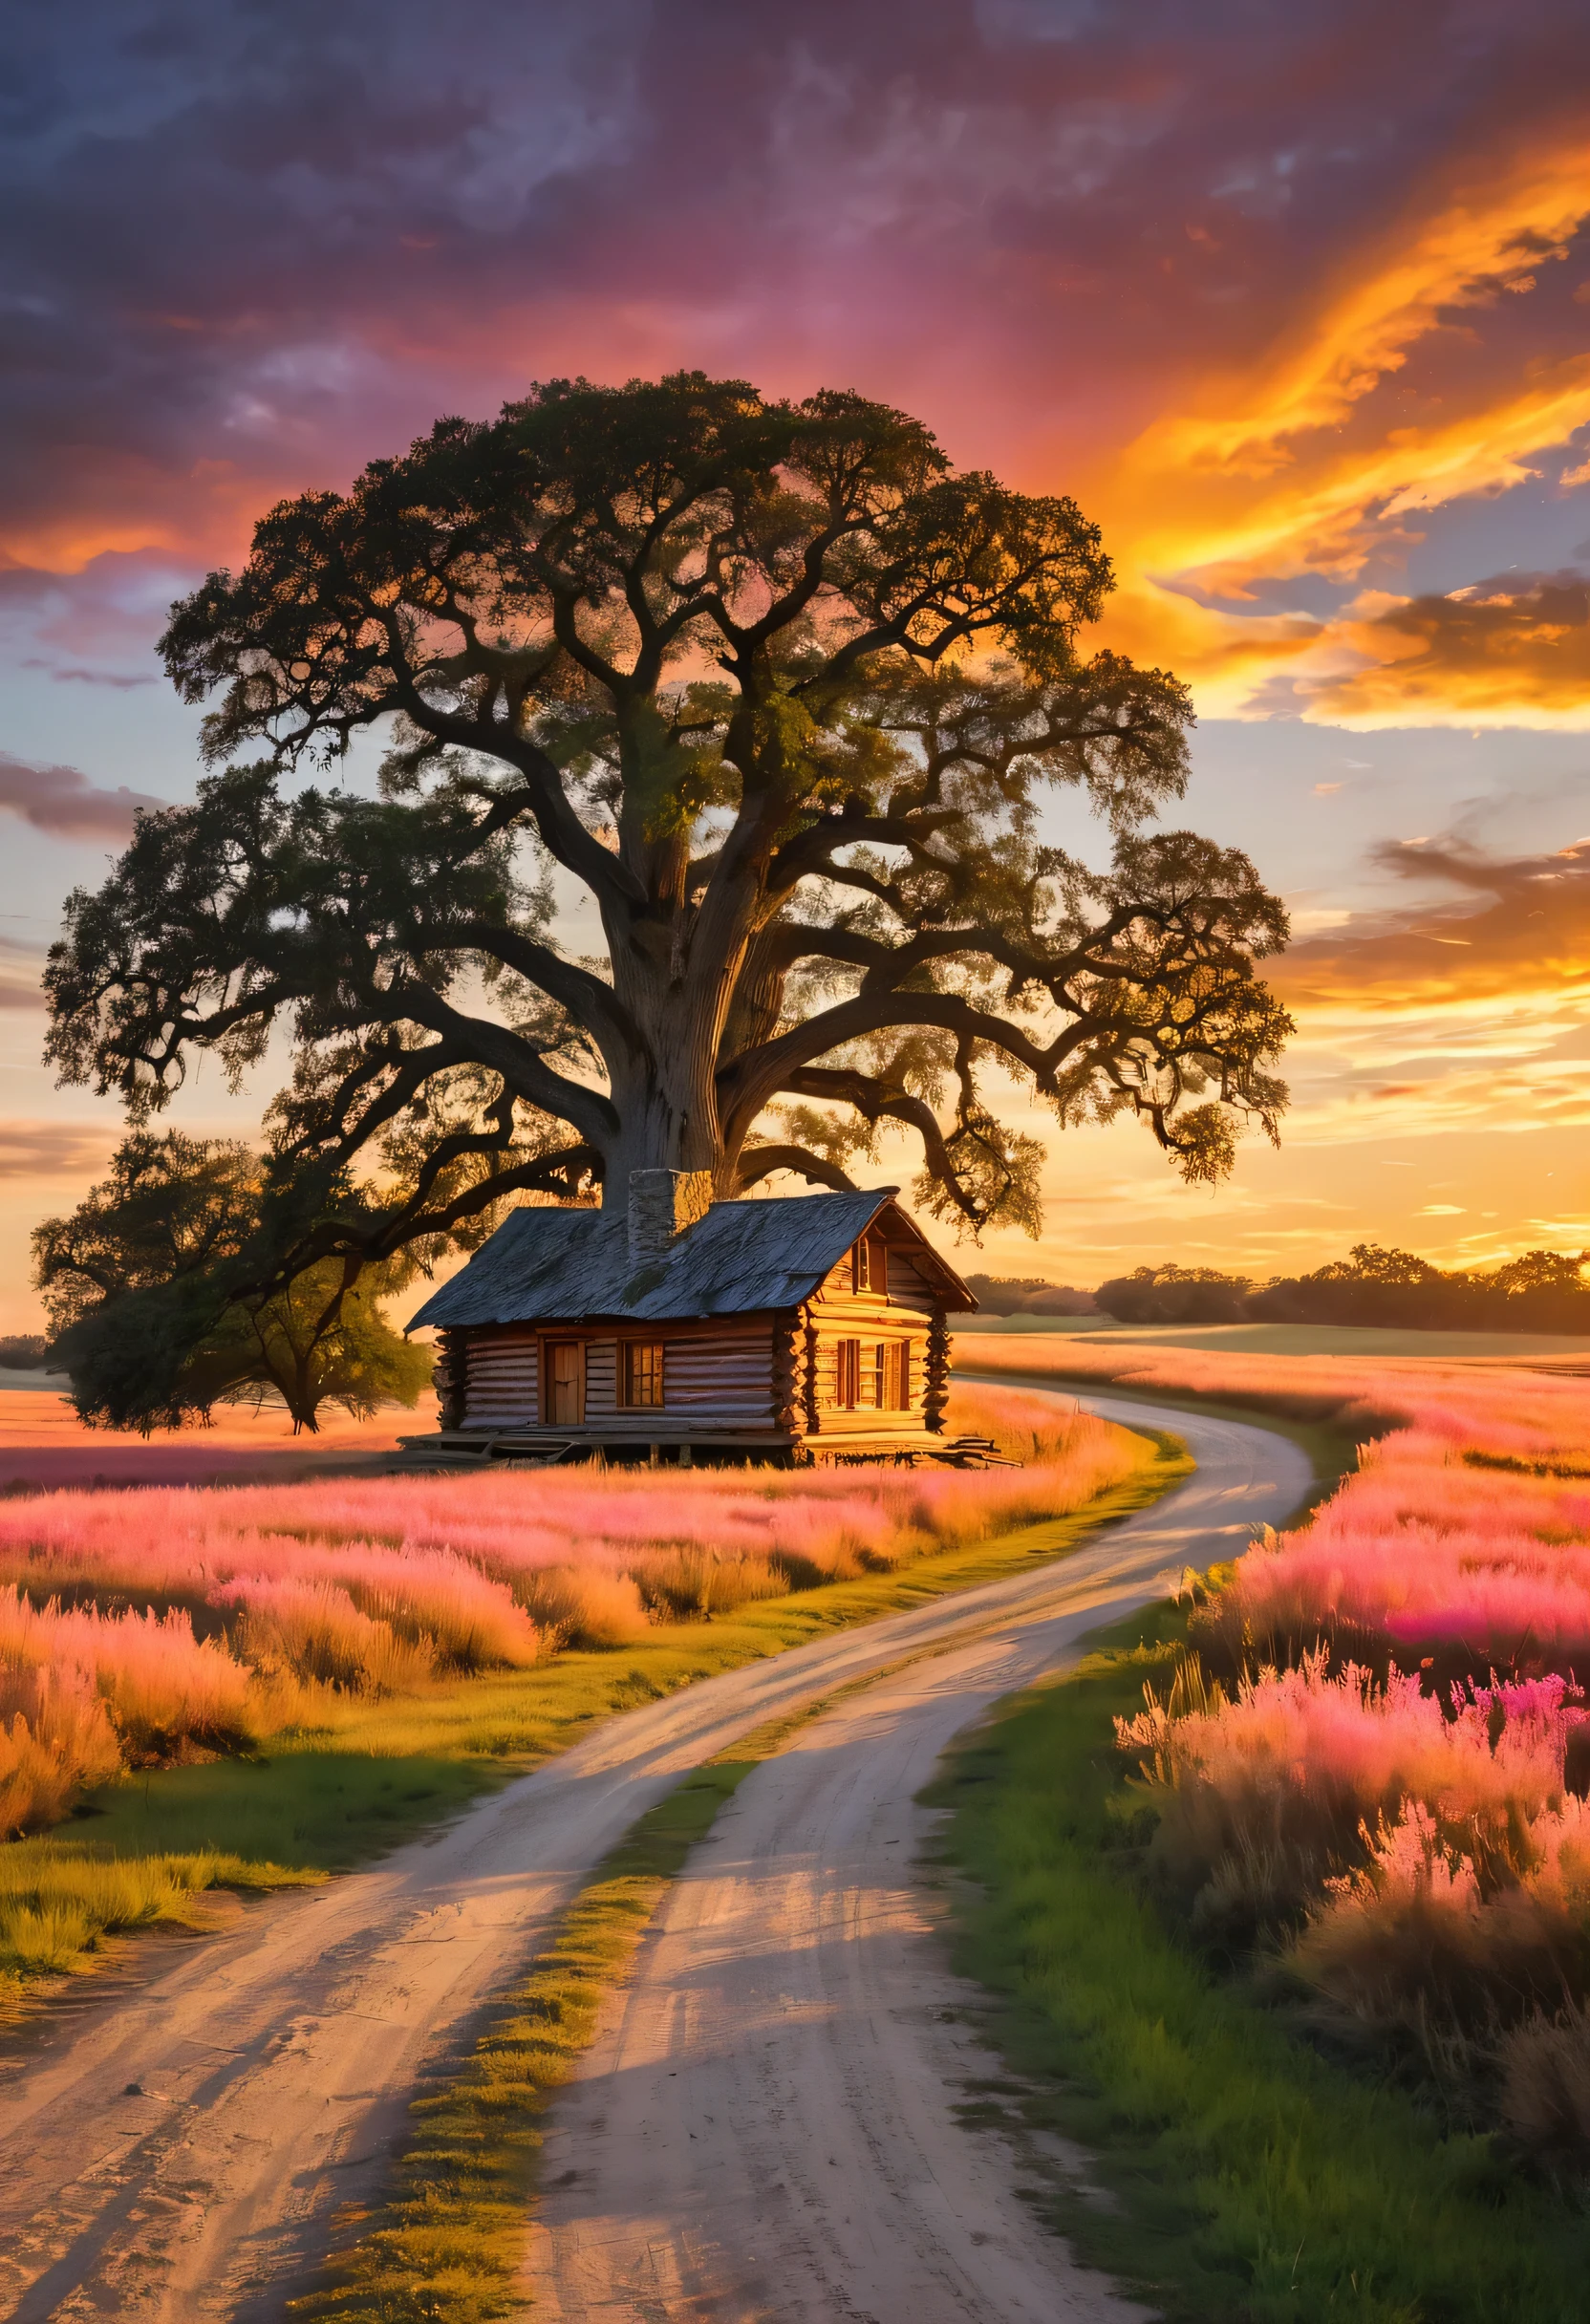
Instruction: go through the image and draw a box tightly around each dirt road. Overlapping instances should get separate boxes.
[526,1389,1308,2324]
[0,1395,1309,2321]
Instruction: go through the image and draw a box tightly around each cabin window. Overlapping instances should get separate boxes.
[620,1340,665,1409]
[544,1338,586,1426]
[874,1341,910,1409]
[834,1338,861,1408]
[850,1233,889,1296]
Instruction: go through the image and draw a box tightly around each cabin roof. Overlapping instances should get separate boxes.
[407,1188,977,1332]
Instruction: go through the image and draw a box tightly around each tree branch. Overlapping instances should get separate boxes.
[735,1144,859,1194]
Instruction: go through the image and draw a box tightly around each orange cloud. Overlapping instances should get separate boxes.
[1277,839,1590,1014]
[1262,840,1590,1142]
[1307,572,1590,721]
[1089,133,1590,722]
[1137,142,1588,483]
[0,1120,117,1181]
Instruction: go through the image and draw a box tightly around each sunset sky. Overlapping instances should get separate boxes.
[2,0,1589,1323]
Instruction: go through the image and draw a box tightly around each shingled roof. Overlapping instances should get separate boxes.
[407,1189,974,1331]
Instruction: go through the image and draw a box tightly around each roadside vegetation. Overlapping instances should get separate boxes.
[935,1347,1590,2318]
[0,1386,1176,2004]
[935,1622,1589,2324]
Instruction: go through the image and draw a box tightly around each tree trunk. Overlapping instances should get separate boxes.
[603,946,741,1202]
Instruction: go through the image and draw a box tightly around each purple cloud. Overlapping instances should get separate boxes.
[4,0,1589,578]
[23,661,160,689]
[0,754,165,839]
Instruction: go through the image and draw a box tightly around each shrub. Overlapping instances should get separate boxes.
[0,1668,122,1838]
[1496,2006,1590,2170]
[514,1565,652,1649]
[1289,1797,1590,2048]
[1077,1336,1590,2164]
[0,1585,255,1759]
[223,1580,438,1694]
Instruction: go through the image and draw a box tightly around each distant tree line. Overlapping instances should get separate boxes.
[1094,1246,1590,1333]
[961,1273,1098,1317]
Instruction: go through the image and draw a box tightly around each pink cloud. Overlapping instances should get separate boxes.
[0,753,164,840]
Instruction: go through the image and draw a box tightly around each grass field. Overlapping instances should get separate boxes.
[0,1385,432,1491]
[930,1341,1590,2313]
[932,1607,1590,2324]
[1,1428,1185,2004]
[952,1317,1590,1359]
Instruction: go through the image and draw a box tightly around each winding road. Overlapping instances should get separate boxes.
[0,1393,1309,2322]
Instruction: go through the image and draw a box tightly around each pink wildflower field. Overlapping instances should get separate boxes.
[0,1383,1143,1838]
[958,1331,1590,2152]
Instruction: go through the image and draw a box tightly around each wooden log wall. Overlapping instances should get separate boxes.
[924,1311,951,1434]
[460,1328,540,1427]
[772,1312,802,1436]
[647,1320,776,1419]
[457,1315,780,1432]
[434,1329,467,1431]
[801,1313,820,1436]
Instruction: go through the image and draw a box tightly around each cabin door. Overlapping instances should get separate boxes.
[545,1339,585,1426]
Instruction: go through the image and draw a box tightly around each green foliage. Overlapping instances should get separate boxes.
[1253,1243,1590,1332]
[933,1618,1590,2322]
[45,372,1290,1276]
[33,1130,430,1431]
[0,1840,319,2013]
[33,1130,258,1325]
[1089,1244,1590,1334]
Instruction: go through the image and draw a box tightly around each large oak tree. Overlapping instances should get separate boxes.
[46,374,1290,1286]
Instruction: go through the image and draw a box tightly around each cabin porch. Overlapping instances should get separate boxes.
[392,1423,1007,1471]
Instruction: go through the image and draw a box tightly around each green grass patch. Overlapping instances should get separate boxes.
[930,1604,1590,2324]
[0,1840,318,2006]
[14,1438,1184,2004]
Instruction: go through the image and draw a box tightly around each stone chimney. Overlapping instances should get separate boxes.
[627,1169,715,1268]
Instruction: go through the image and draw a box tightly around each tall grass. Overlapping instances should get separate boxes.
[1050,1333,1590,2167]
[0,1385,1142,1830]
[0,1665,121,1838]
[933,1620,1590,2324]
[0,1840,319,1998]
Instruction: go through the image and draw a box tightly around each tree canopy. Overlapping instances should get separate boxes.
[34,1132,431,1431]
[1094,1261,1252,1325]
[45,373,1291,1285]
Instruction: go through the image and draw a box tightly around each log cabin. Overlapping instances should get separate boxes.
[404,1169,978,1464]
